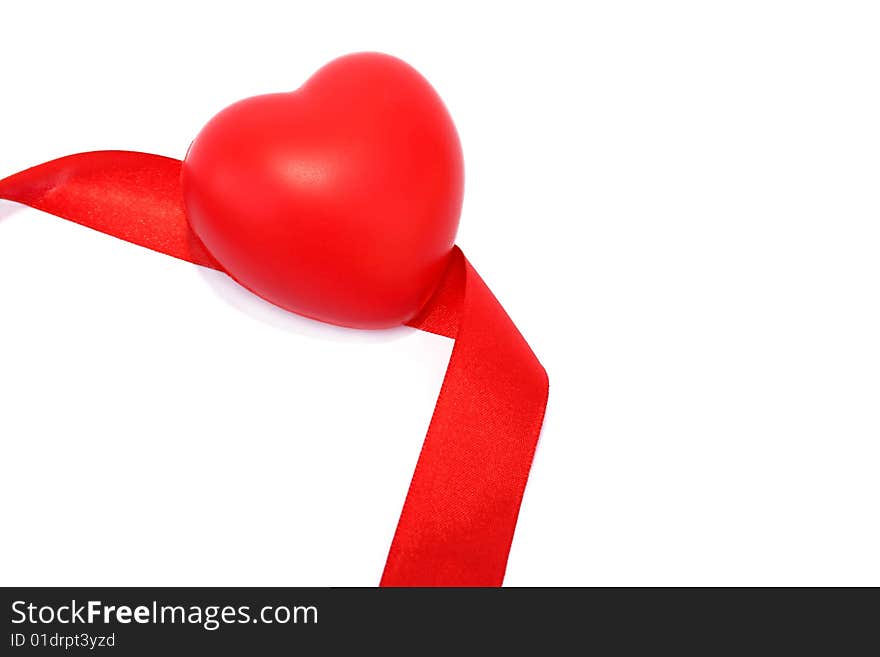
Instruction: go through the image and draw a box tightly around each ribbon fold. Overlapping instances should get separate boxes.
[0,151,548,586]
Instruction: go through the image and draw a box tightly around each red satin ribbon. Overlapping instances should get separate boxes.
[0,151,548,586]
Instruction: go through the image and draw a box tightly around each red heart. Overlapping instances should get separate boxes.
[181,53,464,329]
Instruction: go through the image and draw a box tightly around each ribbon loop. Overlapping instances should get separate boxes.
[0,151,548,586]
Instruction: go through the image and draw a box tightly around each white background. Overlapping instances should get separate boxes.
[1,1,878,586]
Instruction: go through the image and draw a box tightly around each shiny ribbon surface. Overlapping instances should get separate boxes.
[0,151,548,586]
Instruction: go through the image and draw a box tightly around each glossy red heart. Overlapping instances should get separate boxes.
[181,53,464,329]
